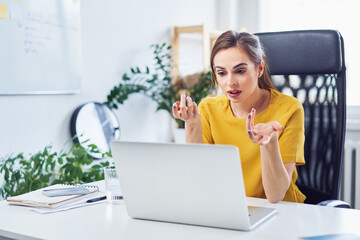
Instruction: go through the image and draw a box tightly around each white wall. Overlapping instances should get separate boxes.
[0,0,218,156]
[216,0,259,33]
[259,0,360,106]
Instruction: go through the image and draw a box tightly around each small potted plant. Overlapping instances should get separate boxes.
[105,43,217,131]
[0,139,110,199]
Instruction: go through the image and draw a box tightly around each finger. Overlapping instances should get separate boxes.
[179,93,186,108]
[250,108,256,129]
[272,122,285,132]
[179,93,187,118]
[259,132,274,145]
[246,108,256,138]
[172,102,179,118]
[250,135,262,143]
[252,126,272,138]
[172,101,182,118]
[193,102,199,116]
[259,136,270,145]
[187,96,194,118]
[246,112,251,131]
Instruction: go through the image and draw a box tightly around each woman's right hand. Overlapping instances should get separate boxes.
[172,93,200,123]
[172,93,202,143]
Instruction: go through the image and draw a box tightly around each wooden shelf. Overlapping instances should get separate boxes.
[172,24,222,83]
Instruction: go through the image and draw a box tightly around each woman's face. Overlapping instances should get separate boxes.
[213,46,264,104]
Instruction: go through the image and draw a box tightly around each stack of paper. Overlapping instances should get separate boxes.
[6,184,99,209]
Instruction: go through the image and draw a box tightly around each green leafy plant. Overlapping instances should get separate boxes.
[0,139,111,199]
[105,43,216,128]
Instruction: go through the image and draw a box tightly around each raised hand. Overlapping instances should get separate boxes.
[172,93,200,122]
[246,108,284,145]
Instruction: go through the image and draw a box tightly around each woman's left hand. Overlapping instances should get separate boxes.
[246,108,284,145]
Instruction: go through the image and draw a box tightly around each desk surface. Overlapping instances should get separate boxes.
[1,183,360,240]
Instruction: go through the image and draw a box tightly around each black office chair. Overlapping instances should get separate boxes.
[255,30,350,207]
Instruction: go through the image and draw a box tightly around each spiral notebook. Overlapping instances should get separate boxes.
[6,184,99,209]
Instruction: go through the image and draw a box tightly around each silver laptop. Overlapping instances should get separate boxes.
[110,141,276,231]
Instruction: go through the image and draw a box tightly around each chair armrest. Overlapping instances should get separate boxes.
[317,200,351,208]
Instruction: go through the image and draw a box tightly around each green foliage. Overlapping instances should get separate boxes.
[0,140,111,199]
[106,43,216,128]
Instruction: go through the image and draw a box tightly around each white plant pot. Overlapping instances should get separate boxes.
[173,127,185,143]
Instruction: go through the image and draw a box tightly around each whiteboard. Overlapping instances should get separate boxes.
[0,0,81,95]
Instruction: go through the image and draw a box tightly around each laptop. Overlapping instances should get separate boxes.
[110,141,276,231]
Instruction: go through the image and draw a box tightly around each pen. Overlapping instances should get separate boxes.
[86,196,107,203]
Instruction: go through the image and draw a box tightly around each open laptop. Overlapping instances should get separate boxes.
[110,141,276,231]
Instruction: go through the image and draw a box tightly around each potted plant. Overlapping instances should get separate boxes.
[0,139,111,199]
[105,43,217,129]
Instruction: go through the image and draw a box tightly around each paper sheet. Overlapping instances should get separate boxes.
[28,192,122,214]
[7,184,99,208]
[31,197,109,214]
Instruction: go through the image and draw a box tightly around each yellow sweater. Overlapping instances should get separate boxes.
[198,88,306,203]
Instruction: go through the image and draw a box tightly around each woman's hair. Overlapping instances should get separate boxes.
[210,30,275,90]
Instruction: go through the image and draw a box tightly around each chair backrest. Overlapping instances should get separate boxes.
[255,30,346,204]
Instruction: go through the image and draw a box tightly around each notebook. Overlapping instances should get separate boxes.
[6,184,99,208]
[110,141,277,231]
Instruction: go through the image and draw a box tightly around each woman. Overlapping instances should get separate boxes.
[172,31,306,203]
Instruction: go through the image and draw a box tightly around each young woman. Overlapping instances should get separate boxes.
[172,31,306,203]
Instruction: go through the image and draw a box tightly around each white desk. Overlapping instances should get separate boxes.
[1,183,360,240]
